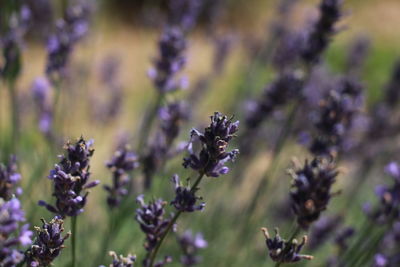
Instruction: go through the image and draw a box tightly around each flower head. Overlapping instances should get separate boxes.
[289,158,339,229]
[104,146,139,208]
[171,175,205,212]
[261,227,313,263]
[178,230,207,266]
[105,251,136,267]
[39,137,99,217]
[301,0,342,63]
[25,217,70,267]
[183,112,239,177]
[0,155,22,200]
[0,198,32,266]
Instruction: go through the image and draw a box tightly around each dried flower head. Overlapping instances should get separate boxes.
[39,137,99,217]
[171,174,205,212]
[183,112,239,177]
[289,158,339,229]
[25,217,70,267]
[261,227,313,263]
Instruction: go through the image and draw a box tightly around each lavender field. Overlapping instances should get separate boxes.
[0,0,400,266]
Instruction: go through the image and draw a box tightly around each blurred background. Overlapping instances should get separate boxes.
[1,0,400,266]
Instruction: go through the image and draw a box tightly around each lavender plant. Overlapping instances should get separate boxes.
[0,155,22,200]
[0,198,32,266]
[177,230,207,266]
[25,217,70,267]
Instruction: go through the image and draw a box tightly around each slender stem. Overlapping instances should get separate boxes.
[246,102,299,217]
[71,216,77,267]
[8,80,19,152]
[148,172,205,267]
[97,209,116,266]
[137,93,164,155]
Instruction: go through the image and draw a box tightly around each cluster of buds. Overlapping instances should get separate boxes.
[183,112,239,177]
[135,195,172,266]
[39,137,99,217]
[309,77,363,157]
[148,27,187,93]
[25,217,70,267]
[0,198,32,266]
[46,2,91,79]
[0,155,22,200]
[171,174,205,212]
[301,0,342,63]
[261,227,313,263]
[31,77,53,136]
[364,162,400,223]
[289,158,339,229]
[178,230,208,266]
[103,251,136,267]
[104,146,139,208]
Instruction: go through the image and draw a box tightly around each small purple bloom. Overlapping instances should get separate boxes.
[261,227,313,263]
[39,137,99,217]
[178,230,207,266]
[183,112,239,177]
[25,217,70,267]
[0,155,22,200]
[171,174,205,212]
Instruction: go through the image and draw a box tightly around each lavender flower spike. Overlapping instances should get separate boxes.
[178,230,208,266]
[135,195,171,267]
[0,198,33,266]
[103,251,136,267]
[104,146,139,208]
[171,174,205,212]
[0,155,22,200]
[183,112,239,177]
[289,158,339,229]
[25,217,70,267]
[301,0,342,64]
[39,137,100,217]
[261,227,313,263]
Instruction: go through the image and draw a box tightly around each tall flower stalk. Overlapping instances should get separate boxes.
[39,137,99,267]
[137,112,239,267]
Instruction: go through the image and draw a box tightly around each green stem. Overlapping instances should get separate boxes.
[246,102,299,217]
[8,80,19,152]
[97,209,116,266]
[136,93,164,156]
[71,216,77,267]
[148,172,204,267]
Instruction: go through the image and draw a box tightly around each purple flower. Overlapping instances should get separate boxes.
[46,2,91,79]
[374,254,389,267]
[261,227,313,263]
[365,162,400,223]
[31,77,53,136]
[104,146,139,208]
[301,0,342,63]
[25,217,70,267]
[135,195,172,267]
[183,112,239,177]
[0,4,31,81]
[39,137,99,217]
[0,155,22,200]
[171,175,205,212]
[103,251,136,267]
[309,77,363,156]
[149,27,187,93]
[289,158,339,229]
[178,230,207,266]
[0,198,33,266]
